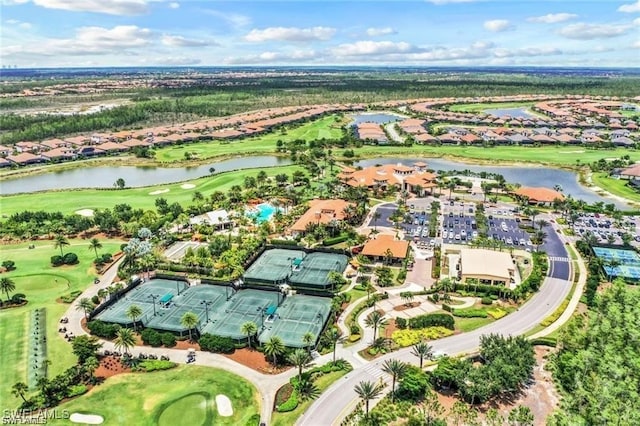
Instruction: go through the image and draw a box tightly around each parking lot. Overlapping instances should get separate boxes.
[573,213,640,247]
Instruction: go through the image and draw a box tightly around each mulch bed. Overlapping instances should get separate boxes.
[95,355,131,379]
[224,348,290,374]
[392,302,421,312]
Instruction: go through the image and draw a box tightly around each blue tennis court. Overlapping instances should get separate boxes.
[593,246,640,281]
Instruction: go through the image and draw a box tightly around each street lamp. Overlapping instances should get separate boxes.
[148,294,159,316]
[200,300,213,323]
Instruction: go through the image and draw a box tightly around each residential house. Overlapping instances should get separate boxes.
[7,152,44,166]
[41,147,77,161]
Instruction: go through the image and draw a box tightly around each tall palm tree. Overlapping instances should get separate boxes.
[287,348,312,383]
[372,211,381,231]
[535,219,549,231]
[0,277,16,302]
[114,328,136,355]
[302,332,315,355]
[365,310,387,343]
[354,380,383,417]
[381,359,408,402]
[327,327,342,364]
[411,341,434,369]
[84,356,100,383]
[126,305,143,331]
[11,382,28,403]
[241,321,258,348]
[76,297,94,320]
[54,234,69,256]
[88,238,102,259]
[180,312,199,342]
[263,336,286,366]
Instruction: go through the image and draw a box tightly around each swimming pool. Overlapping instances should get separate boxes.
[247,202,277,223]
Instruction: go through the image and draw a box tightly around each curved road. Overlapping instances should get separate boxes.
[299,225,572,425]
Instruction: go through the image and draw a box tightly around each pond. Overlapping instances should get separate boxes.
[0,156,292,195]
[348,112,404,126]
[355,157,628,208]
[483,107,537,119]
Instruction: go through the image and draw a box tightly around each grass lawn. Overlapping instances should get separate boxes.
[455,316,494,333]
[0,238,125,408]
[447,101,536,113]
[154,115,345,163]
[271,369,349,426]
[351,145,640,168]
[591,172,640,203]
[1,165,305,216]
[50,366,260,426]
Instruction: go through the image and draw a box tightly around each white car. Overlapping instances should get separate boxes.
[448,231,454,239]
[472,231,478,238]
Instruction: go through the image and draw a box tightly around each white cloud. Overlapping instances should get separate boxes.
[558,23,631,39]
[365,27,397,37]
[32,0,149,15]
[527,13,578,24]
[332,40,415,56]
[161,34,214,47]
[633,17,640,25]
[618,1,640,13]
[203,9,251,28]
[0,0,30,4]
[4,25,154,56]
[5,19,32,29]
[493,46,563,58]
[483,19,513,32]
[633,40,640,48]
[245,26,336,42]
[224,50,317,64]
[152,56,201,65]
[168,2,178,9]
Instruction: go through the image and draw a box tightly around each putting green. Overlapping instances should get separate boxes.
[156,392,211,426]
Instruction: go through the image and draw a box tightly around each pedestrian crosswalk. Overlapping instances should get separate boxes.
[363,363,385,380]
[548,256,570,262]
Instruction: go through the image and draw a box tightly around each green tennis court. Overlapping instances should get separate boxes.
[243,248,348,290]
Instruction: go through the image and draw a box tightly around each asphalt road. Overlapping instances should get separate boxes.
[299,234,572,426]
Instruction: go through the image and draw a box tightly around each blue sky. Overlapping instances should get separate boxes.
[1,0,639,67]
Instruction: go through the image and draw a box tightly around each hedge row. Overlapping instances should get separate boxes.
[408,313,455,330]
[323,234,349,246]
[140,328,177,347]
[87,320,120,339]
[452,308,488,318]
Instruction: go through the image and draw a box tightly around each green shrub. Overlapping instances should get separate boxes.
[60,290,82,303]
[87,320,120,339]
[134,360,177,372]
[91,295,100,305]
[141,329,163,347]
[395,317,407,330]
[323,235,349,246]
[199,333,235,353]
[67,384,88,398]
[452,308,488,318]
[277,391,299,412]
[51,255,64,266]
[63,252,79,265]
[490,294,499,300]
[161,333,176,347]
[270,239,300,246]
[408,313,455,330]
[441,303,452,312]
[11,293,26,303]
[245,414,261,426]
[481,297,493,305]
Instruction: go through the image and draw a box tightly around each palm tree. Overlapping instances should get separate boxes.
[530,230,547,252]
[88,238,103,259]
[327,327,342,364]
[381,359,407,402]
[365,310,387,343]
[126,305,143,331]
[54,234,69,256]
[372,211,381,231]
[241,321,258,348]
[114,328,136,355]
[263,336,286,366]
[439,277,455,299]
[354,380,383,417]
[11,382,28,403]
[180,312,199,342]
[0,277,16,302]
[76,297,94,320]
[288,348,312,383]
[84,356,100,383]
[535,218,549,231]
[302,332,315,355]
[411,341,434,369]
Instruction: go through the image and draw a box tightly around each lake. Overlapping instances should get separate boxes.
[348,112,404,126]
[355,157,627,208]
[0,156,292,195]
[483,107,537,119]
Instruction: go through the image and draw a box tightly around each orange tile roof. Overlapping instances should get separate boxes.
[361,235,409,259]
[514,187,564,203]
[290,199,353,232]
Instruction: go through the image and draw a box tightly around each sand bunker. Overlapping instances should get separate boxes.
[559,150,585,154]
[149,189,170,195]
[75,209,95,217]
[215,394,233,417]
[181,183,196,189]
[70,413,104,424]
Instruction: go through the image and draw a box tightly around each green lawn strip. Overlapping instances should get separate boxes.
[344,287,367,302]
[154,115,344,162]
[350,146,640,168]
[0,239,125,406]
[447,101,536,113]
[271,369,349,426]
[1,165,305,216]
[49,366,259,426]
[455,316,495,333]
[0,312,29,408]
[591,172,640,203]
